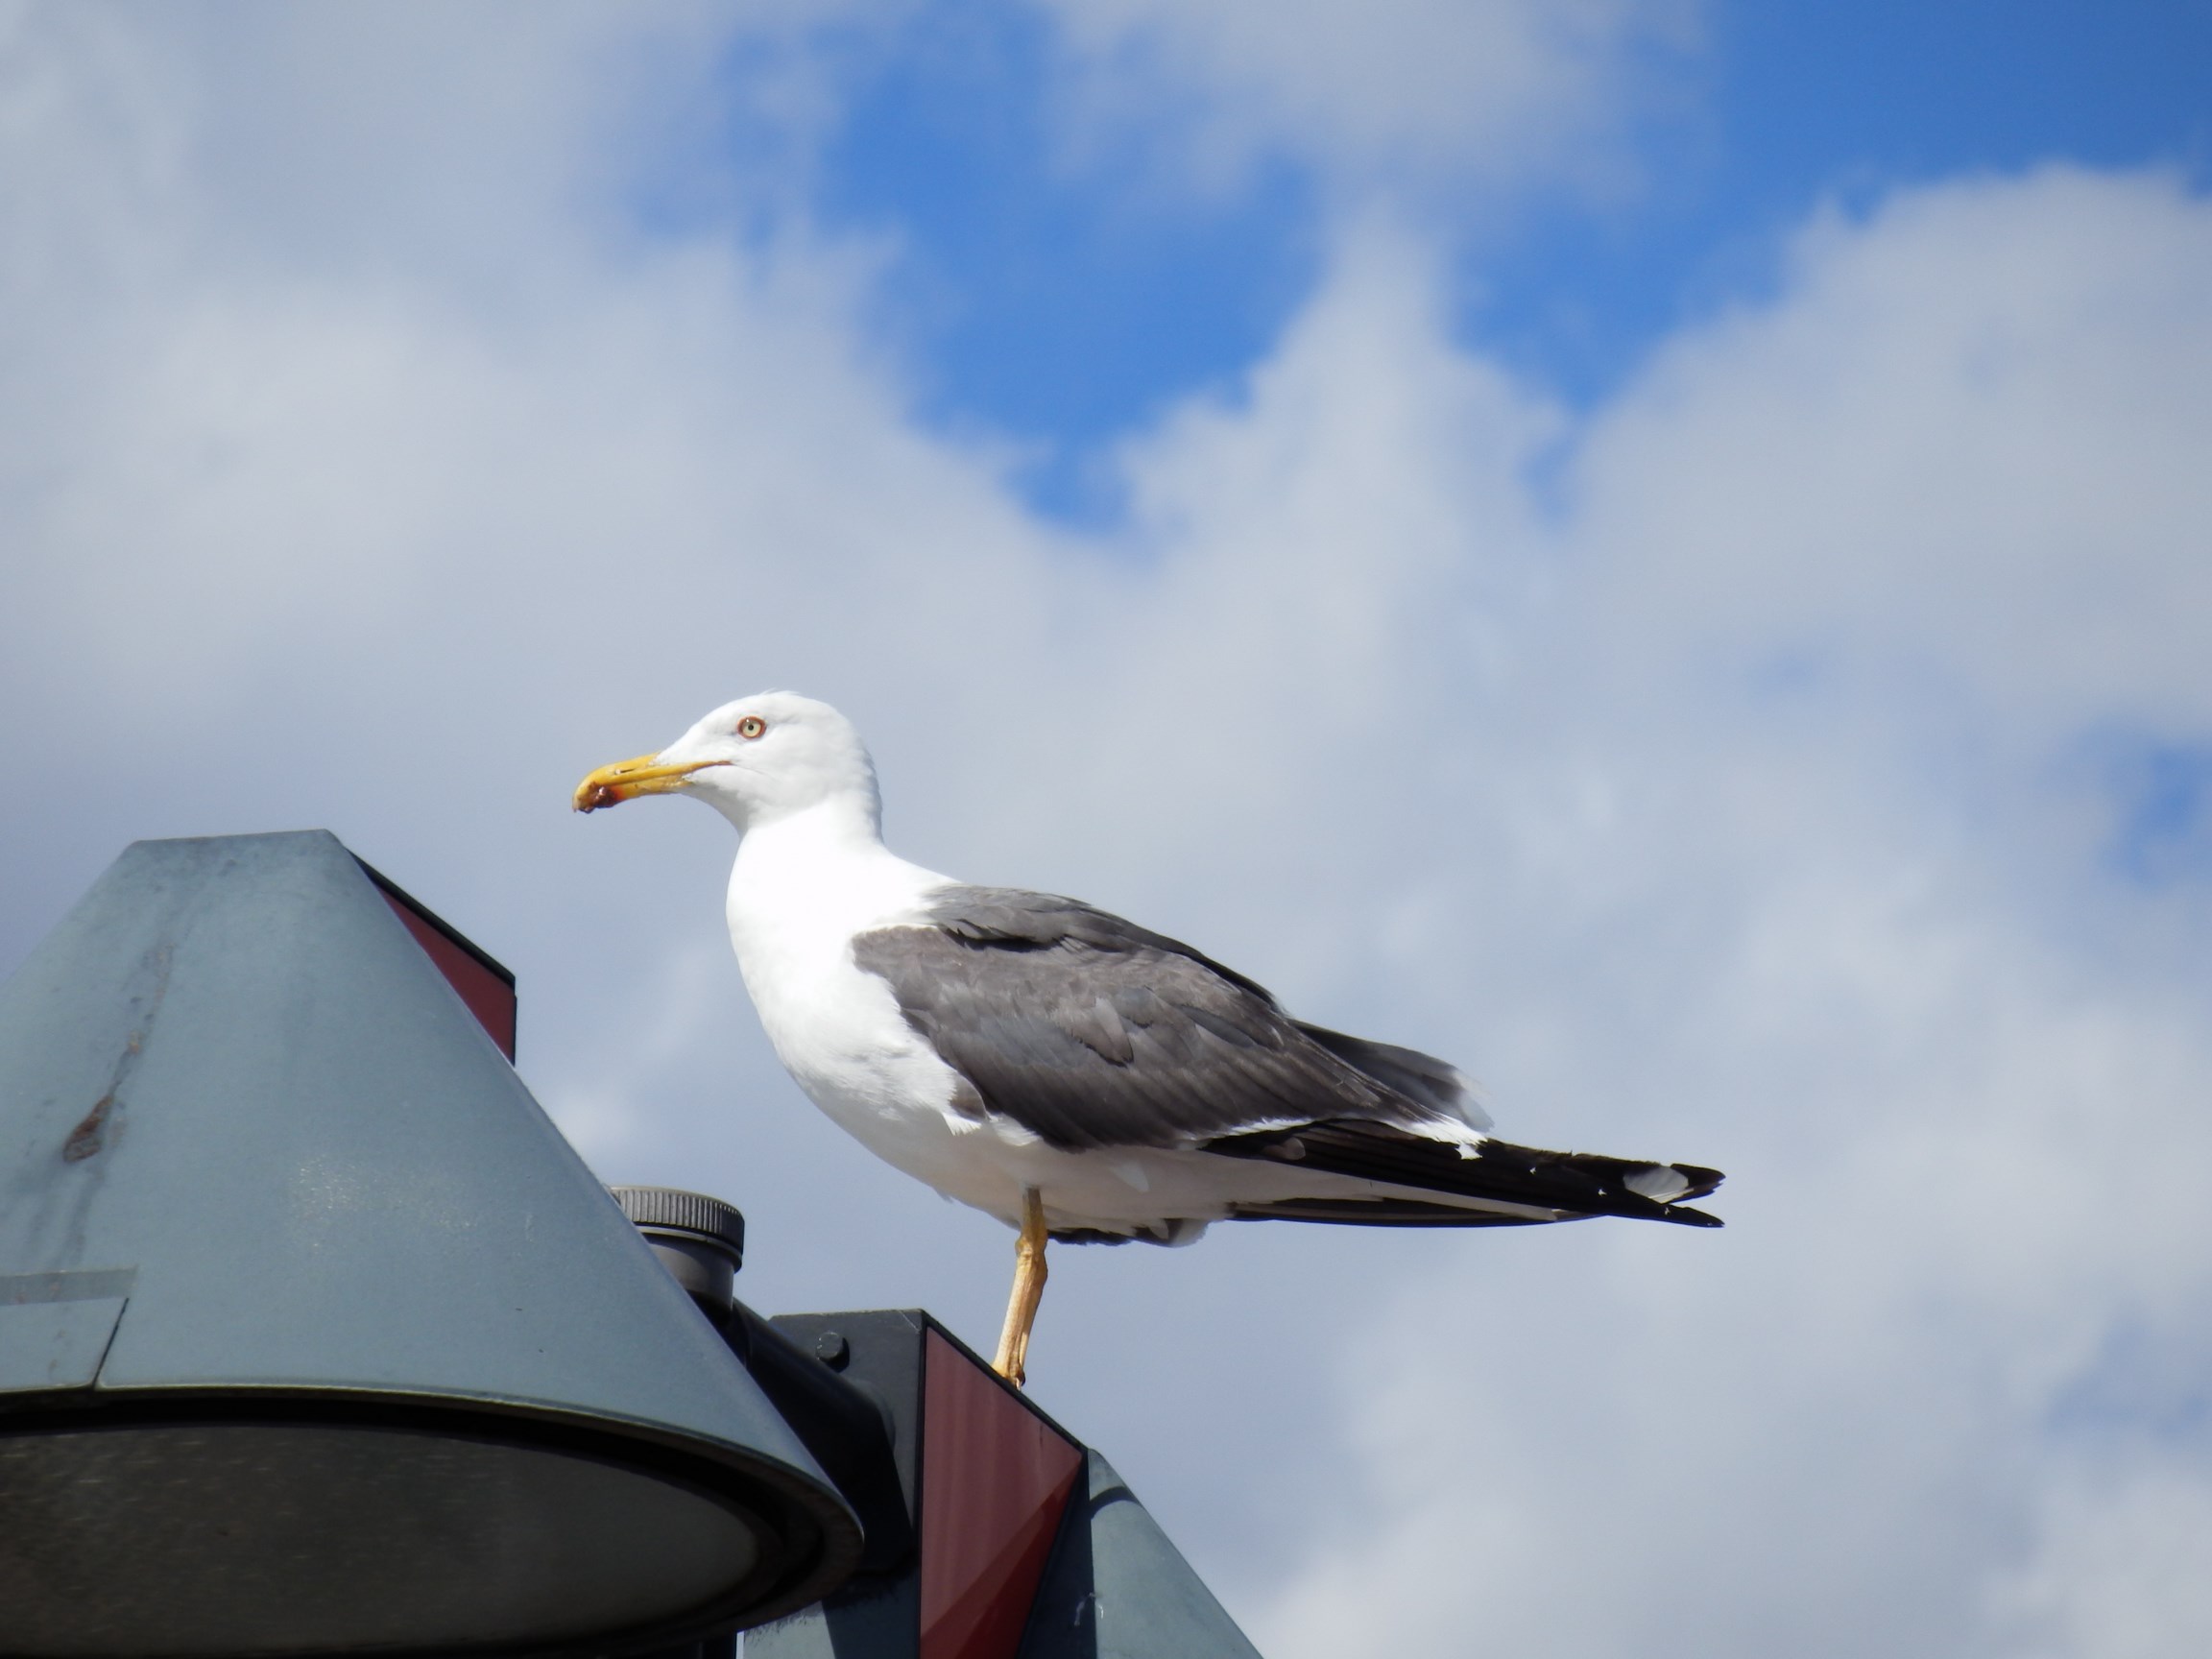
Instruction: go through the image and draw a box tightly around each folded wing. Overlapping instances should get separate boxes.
[853,884,1722,1229]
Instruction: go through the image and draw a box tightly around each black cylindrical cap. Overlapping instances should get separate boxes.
[611,1186,745,1270]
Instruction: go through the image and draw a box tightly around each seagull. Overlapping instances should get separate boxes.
[576,692,1721,1383]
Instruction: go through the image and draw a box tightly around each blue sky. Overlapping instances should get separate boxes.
[750,0,2212,514]
[4,6,2212,1654]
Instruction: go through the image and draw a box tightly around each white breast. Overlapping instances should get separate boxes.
[722,805,1008,1197]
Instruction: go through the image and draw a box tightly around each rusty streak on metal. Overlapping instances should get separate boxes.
[63,1095,113,1163]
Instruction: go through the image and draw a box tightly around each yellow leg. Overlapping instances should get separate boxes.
[992,1189,1049,1386]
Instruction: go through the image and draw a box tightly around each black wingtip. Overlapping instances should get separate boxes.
[1669,1164,1726,1204]
[1203,1125,1729,1231]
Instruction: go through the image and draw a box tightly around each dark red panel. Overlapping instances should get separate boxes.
[919,1329,1084,1659]
[360,866,517,1061]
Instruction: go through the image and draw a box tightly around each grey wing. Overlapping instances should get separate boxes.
[1292,1023,1490,1130]
[851,886,1467,1152]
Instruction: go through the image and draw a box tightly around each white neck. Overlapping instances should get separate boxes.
[724,795,950,959]
[732,788,882,853]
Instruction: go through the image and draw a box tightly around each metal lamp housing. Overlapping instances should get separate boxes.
[0,832,861,1657]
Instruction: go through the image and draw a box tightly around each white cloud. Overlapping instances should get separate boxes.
[1216,176,2212,1655]
[1992,1462,2212,1659]
[1578,166,2212,731]
[2,10,2209,1656]
[1029,0,1698,192]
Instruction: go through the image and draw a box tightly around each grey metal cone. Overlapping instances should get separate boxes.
[1019,1453,1262,1659]
[0,831,860,1657]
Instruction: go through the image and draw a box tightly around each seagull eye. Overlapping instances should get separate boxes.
[736,715,767,739]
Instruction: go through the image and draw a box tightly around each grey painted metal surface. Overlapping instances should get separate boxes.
[0,831,801,1439]
[0,1298,126,1391]
[1019,1452,1262,1659]
[0,831,862,1647]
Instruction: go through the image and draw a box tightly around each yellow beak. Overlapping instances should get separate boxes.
[572,753,730,813]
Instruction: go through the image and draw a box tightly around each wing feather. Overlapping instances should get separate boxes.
[852,886,1725,1230]
[851,886,1457,1151]
[1210,1122,1725,1227]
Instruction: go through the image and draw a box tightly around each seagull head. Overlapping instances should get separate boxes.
[572,691,881,832]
